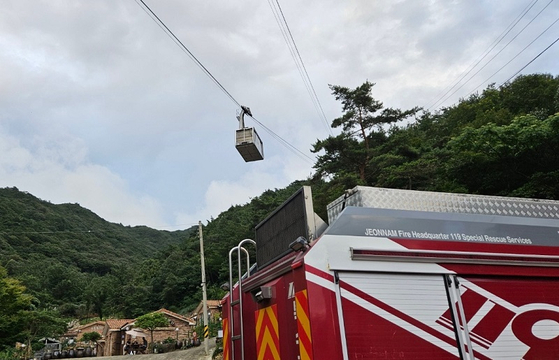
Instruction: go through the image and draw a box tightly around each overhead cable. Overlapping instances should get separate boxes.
[267,0,333,136]
[250,115,315,163]
[136,0,240,107]
[426,0,545,111]
[426,0,540,111]
[135,0,315,164]
[500,35,559,85]
[434,0,555,108]
[467,15,559,97]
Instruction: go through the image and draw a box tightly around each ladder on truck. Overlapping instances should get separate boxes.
[228,239,256,360]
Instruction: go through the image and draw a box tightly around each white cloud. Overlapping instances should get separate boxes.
[1,0,558,231]
[174,152,312,227]
[0,126,167,228]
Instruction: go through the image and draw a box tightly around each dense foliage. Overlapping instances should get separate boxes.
[1,73,558,353]
[0,266,66,354]
[0,266,32,349]
[0,182,305,351]
[310,74,559,202]
[0,189,192,351]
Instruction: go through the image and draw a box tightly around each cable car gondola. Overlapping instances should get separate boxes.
[235,106,264,162]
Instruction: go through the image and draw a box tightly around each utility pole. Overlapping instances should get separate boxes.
[199,221,209,356]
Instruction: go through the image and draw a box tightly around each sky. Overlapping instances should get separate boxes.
[1,0,558,230]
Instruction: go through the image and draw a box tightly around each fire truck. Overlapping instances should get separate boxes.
[221,186,559,359]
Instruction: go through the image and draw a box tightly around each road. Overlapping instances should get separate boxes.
[93,339,216,360]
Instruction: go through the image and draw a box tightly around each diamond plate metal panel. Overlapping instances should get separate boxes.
[327,186,559,224]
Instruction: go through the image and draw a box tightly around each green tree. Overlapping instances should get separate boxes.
[500,73,559,117]
[312,81,417,183]
[84,275,120,320]
[0,266,32,351]
[444,113,559,196]
[134,312,169,350]
[19,309,67,358]
[81,331,102,349]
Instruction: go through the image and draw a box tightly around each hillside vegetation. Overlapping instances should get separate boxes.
[0,188,191,318]
[1,73,559,352]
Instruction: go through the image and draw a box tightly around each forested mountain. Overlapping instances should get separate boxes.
[1,73,558,353]
[0,181,306,352]
[0,188,192,317]
[0,181,309,314]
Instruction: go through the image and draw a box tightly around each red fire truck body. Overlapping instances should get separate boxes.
[221,186,559,359]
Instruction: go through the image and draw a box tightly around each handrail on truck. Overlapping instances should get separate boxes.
[228,239,256,360]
